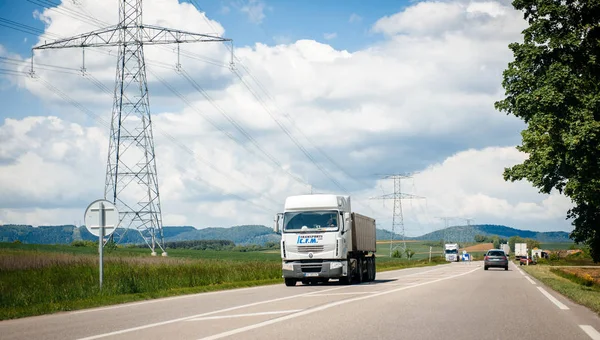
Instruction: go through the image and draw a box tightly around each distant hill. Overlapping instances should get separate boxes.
[0,223,571,246]
[412,224,571,243]
[0,224,279,246]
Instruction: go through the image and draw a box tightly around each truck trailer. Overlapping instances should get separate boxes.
[500,243,510,258]
[273,194,377,286]
[515,243,527,260]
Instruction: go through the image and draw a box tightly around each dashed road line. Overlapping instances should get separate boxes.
[537,287,569,310]
[308,292,379,296]
[580,325,600,340]
[525,276,536,285]
[196,266,481,340]
[187,310,302,321]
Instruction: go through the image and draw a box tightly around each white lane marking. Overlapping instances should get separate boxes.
[187,310,301,321]
[537,287,569,310]
[524,276,536,285]
[69,265,439,315]
[76,265,444,339]
[308,292,379,296]
[196,266,481,340]
[580,325,600,340]
[76,285,345,340]
[389,267,446,280]
[69,285,268,315]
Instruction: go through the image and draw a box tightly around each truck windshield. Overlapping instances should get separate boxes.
[445,249,458,254]
[283,211,339,232]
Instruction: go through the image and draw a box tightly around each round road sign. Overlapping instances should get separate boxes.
[84,199,120,237]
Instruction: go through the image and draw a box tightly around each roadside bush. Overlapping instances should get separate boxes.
[392,250,402,258]
[71,240,97,247]
[582,274,595,287]
[549,252,560,261]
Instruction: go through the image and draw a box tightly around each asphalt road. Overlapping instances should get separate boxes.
[2,261,600,340]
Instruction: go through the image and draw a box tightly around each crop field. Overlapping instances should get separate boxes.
[554,267,600,285]
[463,243,494,252]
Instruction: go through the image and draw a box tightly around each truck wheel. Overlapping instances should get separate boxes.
[356,260,363,284]
[340,275,352,285]
[371,257,376,281]
[284,279,296,287]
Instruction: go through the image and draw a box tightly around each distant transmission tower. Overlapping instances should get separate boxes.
[371,173,423,257]
[437,217,453,242]
[465,218,474,243]
[31,0,232,255]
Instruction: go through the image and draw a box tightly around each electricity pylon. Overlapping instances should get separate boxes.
[437,217,453,242]
[31,0,232,255]
[370,173,424,257]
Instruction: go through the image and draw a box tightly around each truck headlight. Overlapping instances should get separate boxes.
[282,263,294,271]
[330,262,343,269]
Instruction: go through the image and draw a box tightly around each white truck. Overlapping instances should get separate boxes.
[514,243,527,260]
[500,243,510,258]
[273,194,377,286]
[444,243,460,262]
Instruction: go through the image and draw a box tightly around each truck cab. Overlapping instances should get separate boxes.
[444,243,460,262]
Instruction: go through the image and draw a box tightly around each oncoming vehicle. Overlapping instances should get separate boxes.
[484,249,508,271]
[444,243,459,262]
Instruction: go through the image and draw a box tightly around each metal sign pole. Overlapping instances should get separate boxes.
[429,246,432,263]
[98,202,105,290]
[85,199,118,292]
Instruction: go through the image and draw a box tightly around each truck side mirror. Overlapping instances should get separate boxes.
[274,213,282,233]
[343,212,351,233]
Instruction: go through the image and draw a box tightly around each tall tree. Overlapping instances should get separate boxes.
[495,0,600,261]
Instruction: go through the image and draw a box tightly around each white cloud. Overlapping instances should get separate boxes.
[238,0,267,24]
[323,32,337,40]
[0,0,575,235]
[355,147,574,235]
[349,13,362,23]
[272,35,292,45]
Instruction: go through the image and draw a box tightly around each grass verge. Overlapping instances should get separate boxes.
[521,265,600,315]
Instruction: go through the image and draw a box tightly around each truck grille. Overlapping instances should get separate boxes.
[297,245,325,253]
[301,263,322,273]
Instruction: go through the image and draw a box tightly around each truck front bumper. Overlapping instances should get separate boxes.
[282,261,347,279]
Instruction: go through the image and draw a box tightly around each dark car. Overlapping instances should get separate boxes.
[484,249,508,271]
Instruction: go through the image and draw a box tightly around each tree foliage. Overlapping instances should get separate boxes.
[495,0,600,261]
[509,235,541,252]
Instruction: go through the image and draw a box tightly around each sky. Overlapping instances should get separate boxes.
[0,0,576,236]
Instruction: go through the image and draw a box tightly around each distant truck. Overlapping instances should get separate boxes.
[514,243,527,260]
[500,244,510,258]
[273,194,377,286]
[444,243,460,262]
